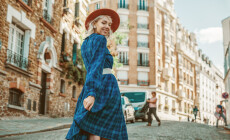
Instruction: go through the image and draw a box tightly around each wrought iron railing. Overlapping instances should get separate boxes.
[137,24,148,29]
[120,79,129,85]
[43,9,53,24]
[7,49,29,70]
[137,80,149,86]
[118,3,129,9]
[137,60,149,67]
[137,5,148,11]
[119,60,129,65]
[137,42,148,48]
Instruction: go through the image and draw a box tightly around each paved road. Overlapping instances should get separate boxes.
[1,121,230,140]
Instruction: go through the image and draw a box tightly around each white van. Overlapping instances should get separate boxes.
[120,91,152,121]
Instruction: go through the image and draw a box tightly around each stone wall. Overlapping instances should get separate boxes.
[0,0,86,118]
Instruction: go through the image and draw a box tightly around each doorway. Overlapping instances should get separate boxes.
[39,71,47,115]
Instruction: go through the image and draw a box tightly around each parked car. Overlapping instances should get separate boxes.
[121,91,152,121]
[121,96,135,123]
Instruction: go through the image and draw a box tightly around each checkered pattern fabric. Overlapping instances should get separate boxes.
[66,33,128,140]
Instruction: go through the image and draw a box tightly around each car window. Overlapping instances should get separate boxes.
[122,92,146,103]
[121,97,124,105]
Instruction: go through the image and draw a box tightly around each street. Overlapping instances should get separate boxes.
[1,121,230,140]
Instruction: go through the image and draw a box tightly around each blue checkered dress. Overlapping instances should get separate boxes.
[65,33,128,140]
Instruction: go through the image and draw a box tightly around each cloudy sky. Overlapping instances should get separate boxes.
[174,0,230,74]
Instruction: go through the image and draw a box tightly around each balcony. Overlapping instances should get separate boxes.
[7,49,29,70]
[137,80,149,86]
[163,68,171,80]
[177,89,185,101]
[137,60,149,67]
[137,24,149,29]
[118,3,129,9]
[137,42,148,48]
[137,5,148,11]
[119,60,129,65]
[119,79,129,85]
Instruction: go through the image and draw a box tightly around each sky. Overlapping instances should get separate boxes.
[174,0,230,74]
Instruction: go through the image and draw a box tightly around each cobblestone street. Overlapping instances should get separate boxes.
[1,121,230,140]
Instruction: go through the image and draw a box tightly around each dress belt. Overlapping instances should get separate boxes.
[103,68,112,75]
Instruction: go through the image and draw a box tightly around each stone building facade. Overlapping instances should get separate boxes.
[0,0,90,117]
[222,16,230,124]
[196,50,225,125]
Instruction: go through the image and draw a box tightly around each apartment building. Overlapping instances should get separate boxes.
[196,50,225,125]
[0,0,90,117]
[222,16,230,124]
[89,0,199,121]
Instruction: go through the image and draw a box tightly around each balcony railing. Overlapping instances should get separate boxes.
[7,49,29,70]
[119,60,129,65]
[137,60,149,67]
[118,3,129,9]
[137,42,148,48]
[137,80,149,86]
[137,5,148,11]
[137,24,148,29]
[120,79,129,85]
[43,9,53,24]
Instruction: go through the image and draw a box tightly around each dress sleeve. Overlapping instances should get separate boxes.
[85,35,107,98]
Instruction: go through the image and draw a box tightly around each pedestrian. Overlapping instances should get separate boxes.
[146,92,161,126]
[65,9,128,140]
[193,106,199,122]
[215,101,228,127]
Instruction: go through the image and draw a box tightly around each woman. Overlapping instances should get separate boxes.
[65,9,128,140]
[146,92,161,126]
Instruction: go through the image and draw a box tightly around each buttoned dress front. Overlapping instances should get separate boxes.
[66,33,128,140]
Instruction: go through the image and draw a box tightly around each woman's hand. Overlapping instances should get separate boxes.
[83,96,95,111]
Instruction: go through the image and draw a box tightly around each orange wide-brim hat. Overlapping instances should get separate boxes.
[85,8,120,33]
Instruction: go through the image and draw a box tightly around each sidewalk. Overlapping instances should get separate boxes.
[0,117,73,138]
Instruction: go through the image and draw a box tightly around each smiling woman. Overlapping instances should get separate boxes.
[66,9,128,140]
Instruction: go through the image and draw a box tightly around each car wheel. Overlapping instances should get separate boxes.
[142,112,148,122]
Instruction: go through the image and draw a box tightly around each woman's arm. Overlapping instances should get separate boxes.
[84,35,107,111]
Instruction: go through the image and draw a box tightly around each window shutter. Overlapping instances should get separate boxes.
[72,43,77,66]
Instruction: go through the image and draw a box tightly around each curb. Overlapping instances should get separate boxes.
[224,126,230,131]
[0,124,71,138]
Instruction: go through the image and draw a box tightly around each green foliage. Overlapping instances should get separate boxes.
[113,56,123,69]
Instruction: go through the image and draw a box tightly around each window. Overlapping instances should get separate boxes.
[72,86,76,98]
[72,43,78,66]
[118,51,129,65]
[157,25,160,36]
[63,0,67,7]
[60,80,65,93]
[118,0,128,9]
[95,2,100,10]
[74,2,80,26]
[33,101,36,111]
[61,33,66,54]
[9,89,23,107]
[22,0,32,6]
[138,53,149,66]
[7,24,29,70]
[43,0,53,24]
[138,0,148,11]
[27,99,31,110]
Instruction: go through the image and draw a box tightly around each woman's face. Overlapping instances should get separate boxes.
[94,17,112,36]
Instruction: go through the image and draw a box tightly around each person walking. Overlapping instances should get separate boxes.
[146,92,161,126]
[65,9,128,140]
[215,101,228,127]
[193,106,199,122]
